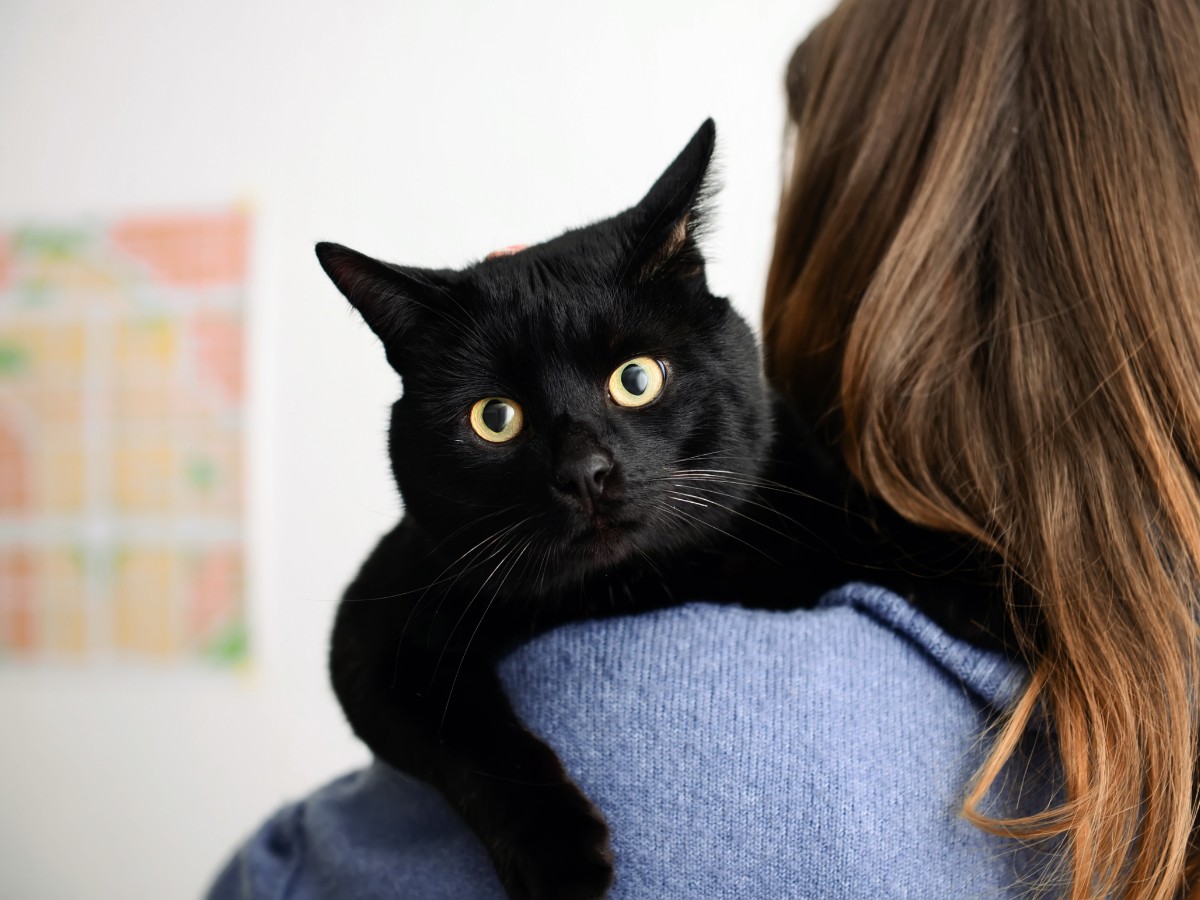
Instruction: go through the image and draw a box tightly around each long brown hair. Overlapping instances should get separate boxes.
[764,0,1200,895]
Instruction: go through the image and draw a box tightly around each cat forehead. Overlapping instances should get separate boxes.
[411,274,669,385]
[459,289,640,363]
[466,248,614,298]
[457,260,636,331]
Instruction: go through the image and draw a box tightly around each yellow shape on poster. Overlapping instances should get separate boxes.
[116,319,175,369]
[41,325,84,376]
[44,550,86,657]
[114,442,174,512]
[113,549,176,658]
[40,427,85,512]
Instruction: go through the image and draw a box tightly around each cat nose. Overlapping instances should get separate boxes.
[554,451,614,511]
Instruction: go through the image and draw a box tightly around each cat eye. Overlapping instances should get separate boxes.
[608,357,666,408]
[469,397,524,443]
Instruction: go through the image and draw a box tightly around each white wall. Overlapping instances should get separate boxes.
[0,1,834,896]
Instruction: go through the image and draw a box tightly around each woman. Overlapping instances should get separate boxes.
[209,0,1200,896]
[766,0,1200,895]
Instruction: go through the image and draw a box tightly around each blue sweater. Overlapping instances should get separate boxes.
[207,583,1054,898]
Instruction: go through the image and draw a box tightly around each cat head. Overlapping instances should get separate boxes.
[317,120,771,595]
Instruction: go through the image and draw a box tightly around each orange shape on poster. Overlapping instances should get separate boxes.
[112,212,248,287]
[0,551,37,654]
[0,422,30,512]
[189,549,238,642]
[191,310,243,402]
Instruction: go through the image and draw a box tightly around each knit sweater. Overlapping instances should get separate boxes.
[207,582,1053,899]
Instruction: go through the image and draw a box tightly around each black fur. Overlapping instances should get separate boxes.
[317,121,1008,900]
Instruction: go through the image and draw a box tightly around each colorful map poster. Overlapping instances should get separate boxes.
[0,211,249,666]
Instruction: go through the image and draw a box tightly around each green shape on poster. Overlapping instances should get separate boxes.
[0,341,29,376]
[202,620,248,666]
[16,277,53,309]
[14,226,89,260]
[187,458,218,491]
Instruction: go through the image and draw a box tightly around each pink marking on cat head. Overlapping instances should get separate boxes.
[485,244,529,260]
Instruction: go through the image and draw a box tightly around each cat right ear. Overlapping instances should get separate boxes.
[625,119,717,283]
[315,241,444,343]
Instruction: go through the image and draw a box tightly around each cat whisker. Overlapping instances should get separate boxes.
[439,537,534,732]
[663,491,709,508]
[664,480,837,544]
[665,468,852,513]
[412,515,526,594]
[670,467,837,501]
[422,504,522,561]
[632,545,664,581]
[664,487,815,547]
[671,448,742,465]
[647,502,713,548]
[341,509,525,605]
[534,540,555,597]
[425,516,538,632]
[653,499,782,564]
[431,530,530,689]
[390,518,533,689]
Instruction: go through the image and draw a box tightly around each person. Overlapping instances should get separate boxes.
[208,0,1200,896]
[766,0,1200,895]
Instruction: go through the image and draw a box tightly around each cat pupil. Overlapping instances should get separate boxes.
[483,400,514,433]
[621,364,649,396]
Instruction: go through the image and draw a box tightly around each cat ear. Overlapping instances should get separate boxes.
[626,118,717,283]
[315,241,450,343]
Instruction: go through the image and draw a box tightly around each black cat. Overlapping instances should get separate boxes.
[316,121,1007,900]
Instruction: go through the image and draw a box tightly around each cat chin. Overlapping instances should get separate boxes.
[566,533,631,563]
[581,536,637,568]
[558,526,641,575]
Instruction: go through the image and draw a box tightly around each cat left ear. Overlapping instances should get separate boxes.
[315,241,449,344]
[626,118,717,283]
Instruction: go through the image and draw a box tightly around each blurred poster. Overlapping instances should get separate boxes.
[0,210,249,666]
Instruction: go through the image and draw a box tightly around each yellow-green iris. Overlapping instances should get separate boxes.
[608,357,665,408]
[470,397,524,442]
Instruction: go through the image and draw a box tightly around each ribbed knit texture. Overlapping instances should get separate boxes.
[208,583,1050,899]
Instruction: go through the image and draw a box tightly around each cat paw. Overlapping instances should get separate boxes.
[494,789,614,900]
